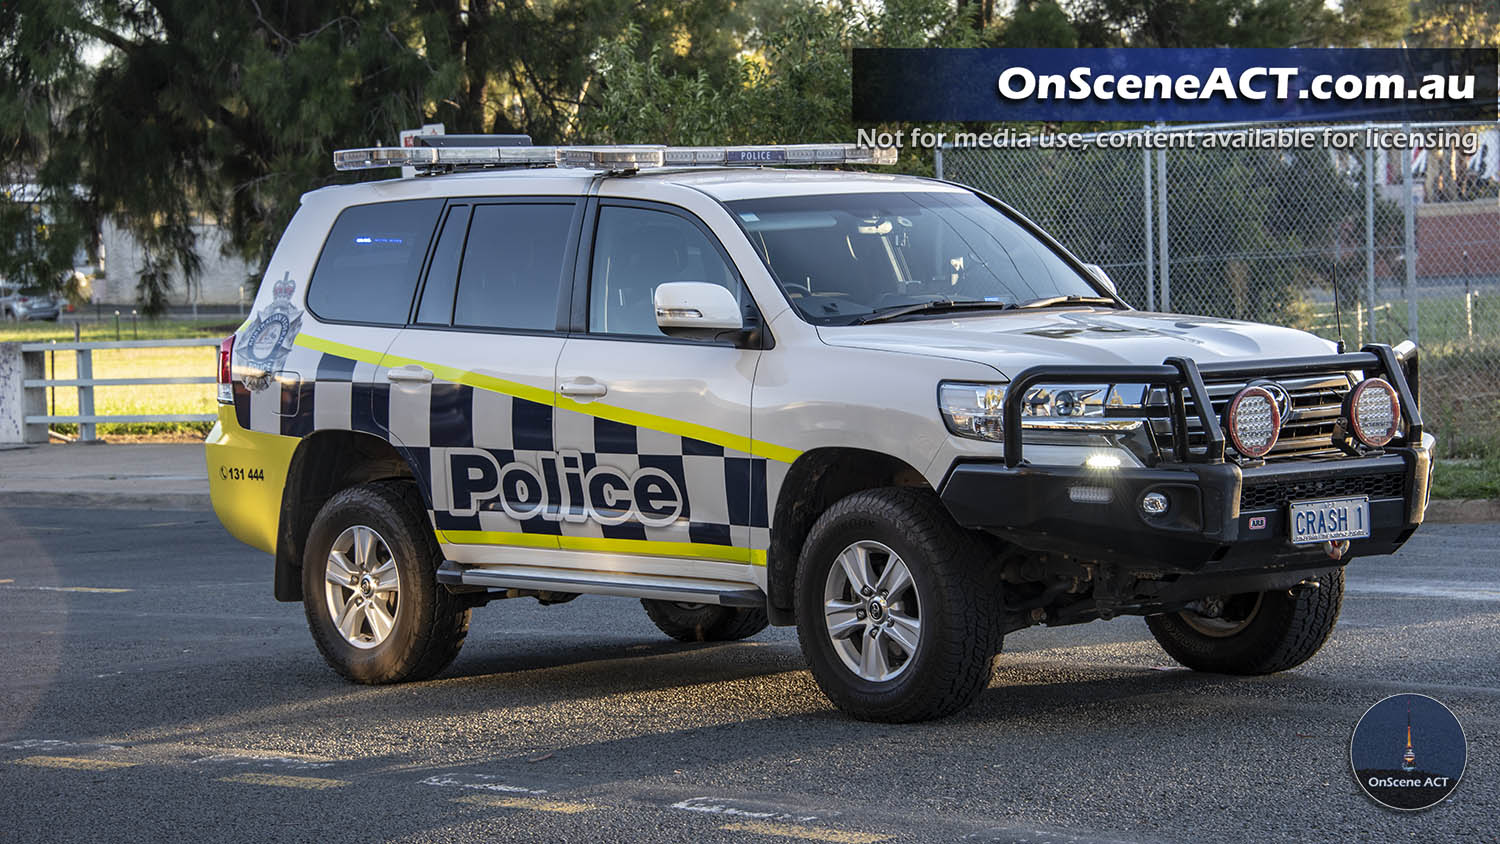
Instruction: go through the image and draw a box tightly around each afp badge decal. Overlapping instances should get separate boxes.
[237,272,302,392]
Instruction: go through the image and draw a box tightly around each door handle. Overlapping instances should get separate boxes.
[559,379,608,399]
[386,365,434,384]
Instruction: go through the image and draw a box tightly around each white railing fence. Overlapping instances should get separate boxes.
[0,339,218,444]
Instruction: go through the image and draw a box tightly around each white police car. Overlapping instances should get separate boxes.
[207,134,1433,722]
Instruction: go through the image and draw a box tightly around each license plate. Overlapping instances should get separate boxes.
[1288,495,1371,544]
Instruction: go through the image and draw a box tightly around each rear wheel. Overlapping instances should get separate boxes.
[640,600,768,642]
[796,488,1001,723]
[1145,569,1344,675]
[302,481,469,684]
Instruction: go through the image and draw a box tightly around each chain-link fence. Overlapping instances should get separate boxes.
[940,122,1500,458]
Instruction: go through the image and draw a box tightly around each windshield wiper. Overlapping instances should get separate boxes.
[853,299,1018,325]
[1014,295,1118,309]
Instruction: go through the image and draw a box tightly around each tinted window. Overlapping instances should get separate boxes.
[589,205,738,337]
[306,199,442,324]
[415,204,471,325]
[727,192,1099,324]
[452,203,574,332]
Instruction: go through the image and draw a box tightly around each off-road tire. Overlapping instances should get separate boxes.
[1145,568,1344,675]
[795,487,1002,723]
[303,480,470,684]
[640,600,769,642]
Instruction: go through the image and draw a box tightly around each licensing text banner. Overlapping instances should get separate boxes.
[852,48,1498,123]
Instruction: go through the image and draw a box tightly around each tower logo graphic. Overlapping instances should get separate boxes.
[1351,693,1466,811]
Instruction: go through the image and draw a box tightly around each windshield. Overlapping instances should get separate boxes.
[727,191,1105,325]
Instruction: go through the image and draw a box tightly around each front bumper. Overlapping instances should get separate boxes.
[940,343,1432,577]
[941,436,1431,573]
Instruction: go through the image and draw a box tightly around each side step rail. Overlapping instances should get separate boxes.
[436,561,765,607]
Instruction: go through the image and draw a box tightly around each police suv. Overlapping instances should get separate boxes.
[207,135,1432,722]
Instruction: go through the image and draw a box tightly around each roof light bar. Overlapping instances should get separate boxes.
[333,142,896,173]
[555,146,667,169]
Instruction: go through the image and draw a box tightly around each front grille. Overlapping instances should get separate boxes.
[1148,373,1352,460]
[1240,471,1405,511]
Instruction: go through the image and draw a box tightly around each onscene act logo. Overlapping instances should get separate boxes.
[1351,693,1467,811]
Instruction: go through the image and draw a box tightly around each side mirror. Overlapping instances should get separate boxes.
[654,282,743,338]
[1083,263,1117,295]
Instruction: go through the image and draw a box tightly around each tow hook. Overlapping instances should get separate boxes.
[1324,539,1351,560]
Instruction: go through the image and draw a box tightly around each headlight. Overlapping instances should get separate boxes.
[939,382,1138,442]
[938,382,1008,441]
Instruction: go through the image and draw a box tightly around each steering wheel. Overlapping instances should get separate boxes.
[783,283,813,298]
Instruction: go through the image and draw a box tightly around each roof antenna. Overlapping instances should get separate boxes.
[1331,254,1347,353]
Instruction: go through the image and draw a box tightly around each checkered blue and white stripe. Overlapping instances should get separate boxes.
[235,345,777,556]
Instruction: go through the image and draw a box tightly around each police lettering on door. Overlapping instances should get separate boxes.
[448,448,683,526]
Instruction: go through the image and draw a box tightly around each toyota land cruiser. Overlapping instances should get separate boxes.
[206,136,1432,722]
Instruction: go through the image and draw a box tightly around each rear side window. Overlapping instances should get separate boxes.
[415,204,471,325]
[452,203,575,332]
[306,199,442,325]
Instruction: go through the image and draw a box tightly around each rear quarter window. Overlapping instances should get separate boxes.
[306,199,443,325]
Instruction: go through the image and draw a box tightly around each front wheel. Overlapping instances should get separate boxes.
[1145,568,1344,675]
[302,481,470,684]
[796,488,1001,723]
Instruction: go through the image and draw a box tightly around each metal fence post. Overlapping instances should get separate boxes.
[1143,145,1155,311]
[934,145,944,181]
[1156,144,1170,313]
[77,348,96,442]
[1363,125,1377,346]
[0,343,28,444]
[1401,122,1418,344]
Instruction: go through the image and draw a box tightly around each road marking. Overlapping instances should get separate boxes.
[453,794,597,814]
[720,821,890,843]
[0,585,132,594]
[671,796,825,823]
[0,739,124,752]
[218,772,348,790]
[12,755,136,771]
[1347,582,1500,601]
[420,773,550,795]
[193,752,336,770]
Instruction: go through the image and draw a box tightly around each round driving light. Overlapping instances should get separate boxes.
[1140,491,1169,516]
[1224,386,1281,458]
[1346,377,1400,447]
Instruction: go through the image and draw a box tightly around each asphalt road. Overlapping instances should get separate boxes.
[1,507,1495,843]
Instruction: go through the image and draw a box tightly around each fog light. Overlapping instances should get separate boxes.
[1141,491,1169,516]
[1345,377,1400,448]
[1068,485,1113,504]
[1085,453,1122,469]
[1225,385,1281,458]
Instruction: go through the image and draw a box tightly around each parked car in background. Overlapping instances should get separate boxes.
[0,283,63,321]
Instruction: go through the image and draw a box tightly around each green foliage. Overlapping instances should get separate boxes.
[0,0,1475,315]
[581,0,976,172]
[998,1,1078,48]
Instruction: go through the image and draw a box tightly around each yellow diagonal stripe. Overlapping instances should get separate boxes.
[453,794,597,814]
[294,333,800,463]
[217,772,348,790]
[13,755,136,771]
[719,821,891,843]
